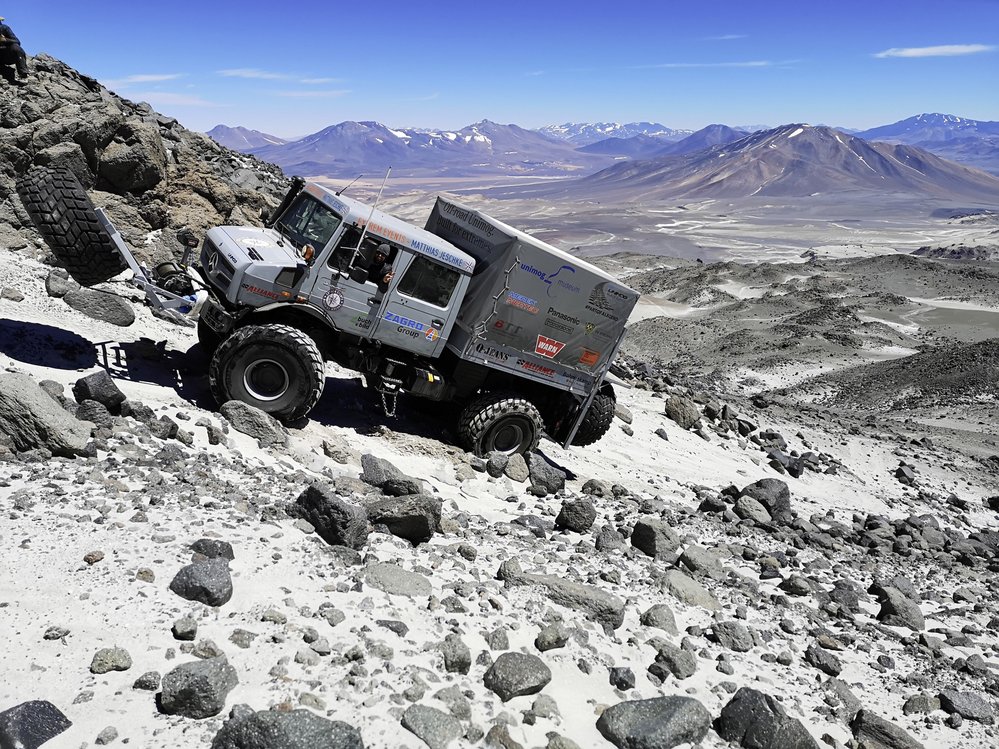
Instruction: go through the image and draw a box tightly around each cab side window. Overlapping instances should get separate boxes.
[398,256,460,307]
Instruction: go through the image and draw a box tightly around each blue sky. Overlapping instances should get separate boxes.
[8,0,999,138]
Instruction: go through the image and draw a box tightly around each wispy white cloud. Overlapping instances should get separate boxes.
[128,91,220,107]
[401,93,440,102]
[638,60,774,69]
[874,44,995,58]
[704,34,747,41]
[102,73,184,88]
[299,77,341,84]
[218,68,289,80]
[273,89,351,98]
[525,70,545,77]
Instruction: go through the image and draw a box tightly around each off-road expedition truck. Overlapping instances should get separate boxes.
[17,167,639,456]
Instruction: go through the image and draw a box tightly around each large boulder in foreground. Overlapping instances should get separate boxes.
[597,696,711,748]
[159,657,238,719]
[210,706,364,749]
[0,372,92,456]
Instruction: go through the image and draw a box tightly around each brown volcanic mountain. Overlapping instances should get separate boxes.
[558,124,999,201]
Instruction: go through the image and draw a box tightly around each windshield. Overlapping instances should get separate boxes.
[275,195,342,252]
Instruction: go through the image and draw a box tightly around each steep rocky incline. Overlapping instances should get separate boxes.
[0,54,287,266]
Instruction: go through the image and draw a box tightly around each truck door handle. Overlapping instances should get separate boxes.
[432,319,443,327]
[367,297,378,304]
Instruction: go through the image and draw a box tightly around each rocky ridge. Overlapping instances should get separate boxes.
[0,54,287,268]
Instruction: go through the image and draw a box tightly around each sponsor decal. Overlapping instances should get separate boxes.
[543,317,574,335]
[352,315,372,330]
[425,327,440,342]
[584,322,596,334]
[318,192,349,216]
[535,335,566,359]
[547,307,580,325]
[520,262,581,297]
[585,282,632,321]
[397,327,420,338]
[516,358,556,377]
[475,343,509,362]
[225,252,239,264]
[384,311,425,331]
[504,291,540,314]
[241,283,282,300]
[323,287,345,311]
[544,305,579,334]
[409,238,474,273]
[492,319,525,338]
[579,349,600,368]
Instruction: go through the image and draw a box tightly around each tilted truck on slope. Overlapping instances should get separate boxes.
[17,168,639,456]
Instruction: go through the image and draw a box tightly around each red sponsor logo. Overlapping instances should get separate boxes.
[579,349,600,367]
[517,359,556,377]
[535,335,565,359]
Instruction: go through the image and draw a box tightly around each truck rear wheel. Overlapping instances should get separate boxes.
[209,323,325,421]
[458,392,542,457]
[16,166,128,286]
[571,388,616,446]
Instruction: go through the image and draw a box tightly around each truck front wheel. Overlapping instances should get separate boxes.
[209,324,325,421]
[458,392,542,457]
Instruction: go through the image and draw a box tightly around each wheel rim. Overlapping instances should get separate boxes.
[488,415,535,454]
[242,358,290,402]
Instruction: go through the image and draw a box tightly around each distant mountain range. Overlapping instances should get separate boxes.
[205,114,999,200]
[206,125,287,150]
[536,122,691,146]
[563,124,999,201]
[244,119,613,178]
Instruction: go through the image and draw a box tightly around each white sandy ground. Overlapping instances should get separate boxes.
[1,250,998,748]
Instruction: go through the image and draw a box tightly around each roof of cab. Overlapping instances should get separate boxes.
[304,183,475,274]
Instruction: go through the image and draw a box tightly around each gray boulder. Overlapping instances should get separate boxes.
[63,288,135,326]
[639,604,678,635]
[937,689,995,724]
[712,621,754,652]
[364,562,432,598]
[90,647,132,674]
[45,268,79,297]
[0,700,72,749]
[597,697,711,748]
[441,633,471,675]
[72,370,126,413]
[191,538,235,561]
[630,517,679,558]
[664,396,701,430]
[401,704,463,749]
[876,587,925,631]
[526,453,566,495]
[210,707,364,749]
[715,688,819,749]
[498,559,625,631]
[740,479,792,524]
[663,569,720,611]
[365,494,441,544]
[483,652,552,702]
[219,401,287,447]
[555,497,597,533]
[360,453,424,496]
[169,558,233,607]
[159,657,238,720]
[0,373,92,456]
[292,483,368,549]
[849,709,924,749]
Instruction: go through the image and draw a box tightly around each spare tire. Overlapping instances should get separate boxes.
[16,166,127,287]
[571,384,616,446]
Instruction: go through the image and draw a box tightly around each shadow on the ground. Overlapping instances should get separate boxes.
[0,319,98,369]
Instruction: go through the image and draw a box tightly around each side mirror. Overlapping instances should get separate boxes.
[348,266,369,284]
[176,228,199,249]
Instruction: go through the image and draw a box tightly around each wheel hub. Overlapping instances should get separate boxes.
[243,358,289,401]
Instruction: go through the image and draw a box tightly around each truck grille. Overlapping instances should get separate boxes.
[203,238,235,288]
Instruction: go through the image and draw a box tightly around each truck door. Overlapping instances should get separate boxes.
[306,226,383,337]
[368,252,464,357]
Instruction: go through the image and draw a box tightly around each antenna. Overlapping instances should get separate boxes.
[349,167,392,269]
[336,173,363,196]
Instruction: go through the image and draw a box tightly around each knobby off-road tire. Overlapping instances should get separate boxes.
[458,392,543,457]
[570,389,616,446]
[16,166,127,286]
[209,324,325,422]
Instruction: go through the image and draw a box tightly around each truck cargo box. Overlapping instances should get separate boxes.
[426,197,638,395]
